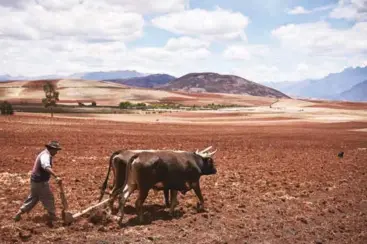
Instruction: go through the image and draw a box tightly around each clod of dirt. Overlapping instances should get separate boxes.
[18,229,32,241]
[98,226,107,232]
[296,216,308,224]
[89,209,110,225]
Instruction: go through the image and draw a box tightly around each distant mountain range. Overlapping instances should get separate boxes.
[159,72,289,98]
[0,70,148,81]
[70,70,147,80]
[1,66,366,101]
[339,80,367,102]
[106,74,176,88]
[263,66,367,101]
[0,74,10,81]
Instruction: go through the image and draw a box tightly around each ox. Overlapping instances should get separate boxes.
[99,150,172,214]
[117,147,217,224]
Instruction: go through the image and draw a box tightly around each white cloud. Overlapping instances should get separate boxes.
[296,63,309,72]
[134,37,211,61]
[152,8,249,41]
[232,65,279,83]
[165,36,210,51]
[330,0,367,21]
[0,0,189,13]
[223,20,367,83]
[104,0,189,14]
[0,36,212,77]
[286,5,335,15]
[0,2,144,41]
[223,44,270,60]
[287,6,311,15]
[272,21,367,56]
[0,39,128,76]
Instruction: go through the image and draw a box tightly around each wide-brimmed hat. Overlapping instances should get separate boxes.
[45,141,62,150]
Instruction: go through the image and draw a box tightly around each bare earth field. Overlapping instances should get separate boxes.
[0,108,367,244]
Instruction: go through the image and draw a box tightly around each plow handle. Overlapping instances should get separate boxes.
[58,181,69,211]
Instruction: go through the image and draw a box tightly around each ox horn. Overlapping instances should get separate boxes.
[200,146,213,154]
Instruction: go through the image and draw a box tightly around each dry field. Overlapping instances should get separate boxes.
[0,102,367,244]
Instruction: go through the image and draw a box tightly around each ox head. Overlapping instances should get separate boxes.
[195,146,217,175]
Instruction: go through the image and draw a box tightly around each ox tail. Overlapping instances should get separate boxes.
[98,150,122,202]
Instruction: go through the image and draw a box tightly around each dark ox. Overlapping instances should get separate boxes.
[117,147,217,224]
[99,150,172,214]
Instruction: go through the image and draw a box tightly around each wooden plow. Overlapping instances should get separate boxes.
[57,181,110,225]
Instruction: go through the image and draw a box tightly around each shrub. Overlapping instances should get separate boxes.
[0,101,14,115]
[119,101,132,109]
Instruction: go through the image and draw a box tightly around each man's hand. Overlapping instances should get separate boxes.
[45,167,62,184]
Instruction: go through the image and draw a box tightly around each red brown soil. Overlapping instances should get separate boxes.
[160,96,196,103]
[304,100,367,110]
[0,115,366,244]
[172,91,225,99]
[21,80,60,91]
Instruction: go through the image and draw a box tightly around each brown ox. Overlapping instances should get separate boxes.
[99,150,172,214]
[117,147,217,224]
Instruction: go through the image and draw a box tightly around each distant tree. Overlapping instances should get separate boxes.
[119,101,132,109]
[136,102,147,110]
[42,82,59,117]
[91,101,97,107]
[0,101,14,115]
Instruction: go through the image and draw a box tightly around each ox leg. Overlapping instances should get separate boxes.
[192,181,205,212]
[108,192,118,215]
[118,184,136,225]
[164,189,170,208]
[169,190,179,217]
[135,189,149,223]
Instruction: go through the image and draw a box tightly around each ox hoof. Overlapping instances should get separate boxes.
[196,203,205,212]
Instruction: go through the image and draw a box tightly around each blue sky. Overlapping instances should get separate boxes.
[0,0,366,83]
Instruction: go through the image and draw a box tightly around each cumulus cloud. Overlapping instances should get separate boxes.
[287,6,311,15]
[0,35,212,77]
[135,37,211,61]
[231,65,279,83]
[104,0,189,14]
[165,36,210,51]
[0,0,189,13]
[0,2,144,41]
[152,8,249,41]
[223,44,270,60]
[330,0,367,21]
[286,5,334,15]
[272,21,367,56]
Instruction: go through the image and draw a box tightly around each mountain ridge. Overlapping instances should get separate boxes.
[159,72,289,98]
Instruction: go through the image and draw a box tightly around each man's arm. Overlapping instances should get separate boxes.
[45,167,62,183]
[40,153,62,183]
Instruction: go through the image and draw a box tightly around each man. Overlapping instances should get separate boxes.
[14,141,62,224]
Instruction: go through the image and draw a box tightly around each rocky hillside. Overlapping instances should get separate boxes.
[160,73,289,98]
